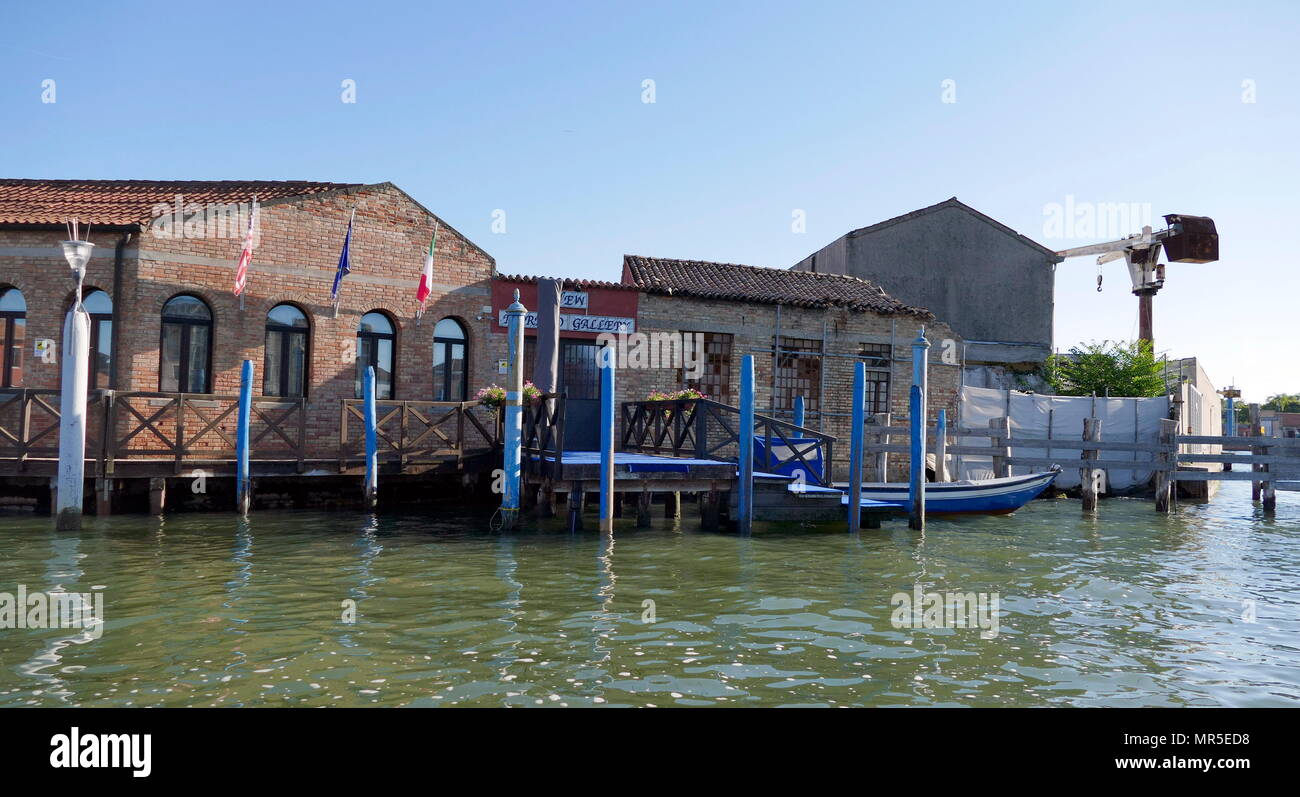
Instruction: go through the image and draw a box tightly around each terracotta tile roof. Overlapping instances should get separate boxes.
[0,179,362,226]
[622,254,933,318]
[495,273,640,291]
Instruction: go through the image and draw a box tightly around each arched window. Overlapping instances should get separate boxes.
[84,289,113,390]
[356,311,395,399]
[0,288,26,388]
[264,304,309,398]
[160,294,212,393]
[433,317,467,401]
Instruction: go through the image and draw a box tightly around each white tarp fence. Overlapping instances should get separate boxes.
[956,385,1170,490]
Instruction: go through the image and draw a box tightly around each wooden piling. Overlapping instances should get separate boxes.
[664,491,681,519]
[989,417,1011,479]
[236,359,253,515]
[1250,403,1262,501]
[849,361,866,534]
[1154,418,1175,512]
[567,480,585,531]
[636,489,652,528]
[1262,442,1277,513]
[95,478,113,516]
[1081,417,1101,512]
[149,476,167,515]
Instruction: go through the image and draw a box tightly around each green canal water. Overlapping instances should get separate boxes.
[1,482,1297,707]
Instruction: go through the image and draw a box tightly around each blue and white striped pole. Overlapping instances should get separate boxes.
[848,361,865,533]
[737,355,755,534]
[599,346,615,532]
[793,394,805,429]
[364,365,378,510]
[909,327,930,531]
[501,290,527,529]
[236,359,253,515]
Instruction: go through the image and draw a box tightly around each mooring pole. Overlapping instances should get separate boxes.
[935,408,948,482]
[736,354,755,534]
[236,359,253,515]
[793,394,805,429]
[909,328,930,530]
[848,361,866,533]
[363,365,378,510]
[598,347,615,533]
[55,239,94,530]
[501,290,527,529]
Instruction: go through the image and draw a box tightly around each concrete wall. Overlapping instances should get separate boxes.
[793,204,1056,356]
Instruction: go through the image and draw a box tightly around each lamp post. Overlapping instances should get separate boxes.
[56,237,94,530]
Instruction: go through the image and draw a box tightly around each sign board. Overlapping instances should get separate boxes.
[498,310,634,334]
[560,291,588,309]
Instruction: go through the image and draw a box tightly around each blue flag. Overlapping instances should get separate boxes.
[331,209,355,303]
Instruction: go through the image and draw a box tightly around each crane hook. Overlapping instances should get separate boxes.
[1096,271,1103,292]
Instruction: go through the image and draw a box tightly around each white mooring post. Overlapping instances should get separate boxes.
[501,290,527,530]
[55,238,95,530]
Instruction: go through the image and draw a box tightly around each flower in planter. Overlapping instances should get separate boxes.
[646,388,707,402]
[476,381,545,409]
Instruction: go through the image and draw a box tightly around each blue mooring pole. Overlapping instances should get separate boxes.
[236,359,253,515]
[501,290,527,529]
[793,394,805,429]
[737,355,755,534]
[848,361,866,533]
[909,327,930,530]
[364,365,378,510]
[598,347,615,532]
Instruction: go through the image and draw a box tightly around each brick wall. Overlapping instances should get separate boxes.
[0,183,499,462]
[484,283,963,480]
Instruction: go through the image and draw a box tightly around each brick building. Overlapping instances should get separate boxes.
[0,179,498,491]
[489,256,963,479]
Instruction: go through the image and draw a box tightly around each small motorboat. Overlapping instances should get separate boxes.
[831,466,1061,515]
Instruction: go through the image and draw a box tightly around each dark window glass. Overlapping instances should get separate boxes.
[433,318,468,401]
[355,311,395,399]
[160,295,213,393]
[681,331,732,403]
[558,339,601,400]
[0,288,26,388]
[772,336,822,414]
[264,304,309,398]
[85,289,113,390]
[860,343,892,415]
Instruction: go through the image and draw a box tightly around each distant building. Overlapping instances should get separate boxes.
[791,198,1061,391]
[1260,410,1300,438]
[1164,356,1224,498]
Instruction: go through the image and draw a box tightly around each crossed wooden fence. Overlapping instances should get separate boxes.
[620,397,836,486]
[338,398,500,469]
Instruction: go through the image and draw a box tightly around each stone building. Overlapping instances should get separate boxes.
[489,256,963,479]
[791,197,1060,391]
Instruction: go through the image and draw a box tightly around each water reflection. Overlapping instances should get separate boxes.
[0,483,1296,707]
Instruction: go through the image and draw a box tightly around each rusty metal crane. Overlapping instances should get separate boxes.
[1055,214,1218,349]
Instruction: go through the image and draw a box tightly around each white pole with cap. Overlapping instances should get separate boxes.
[56,232,94,530]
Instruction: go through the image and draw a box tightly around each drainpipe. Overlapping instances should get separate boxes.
[109,231,132,390]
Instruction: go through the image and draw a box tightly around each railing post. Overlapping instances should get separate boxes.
[848,361,866,533]
[236,360,253,515]
[364,366,378,510]
[599,348,616,533]
[736,355,755,534]
[1081,417,1102,512]
[694,402,707,459]
[909,329,929,531]
[990,417,1011,479]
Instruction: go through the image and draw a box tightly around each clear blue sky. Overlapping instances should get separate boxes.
[2,1,1295,400]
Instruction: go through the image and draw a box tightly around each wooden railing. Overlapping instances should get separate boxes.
[522,392,566,478]
[339,398,499,467]
[620,397,836,486]
[0,389,306,474]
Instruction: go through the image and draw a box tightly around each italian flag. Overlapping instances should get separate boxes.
[416,224,436,315]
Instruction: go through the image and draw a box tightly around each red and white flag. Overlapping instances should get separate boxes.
[233,198,259,297]
[416,224,436,317]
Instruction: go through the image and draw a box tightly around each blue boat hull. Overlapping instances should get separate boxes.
[846,468,1061,515]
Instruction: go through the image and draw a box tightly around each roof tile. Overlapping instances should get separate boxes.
[622,254,933,318]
